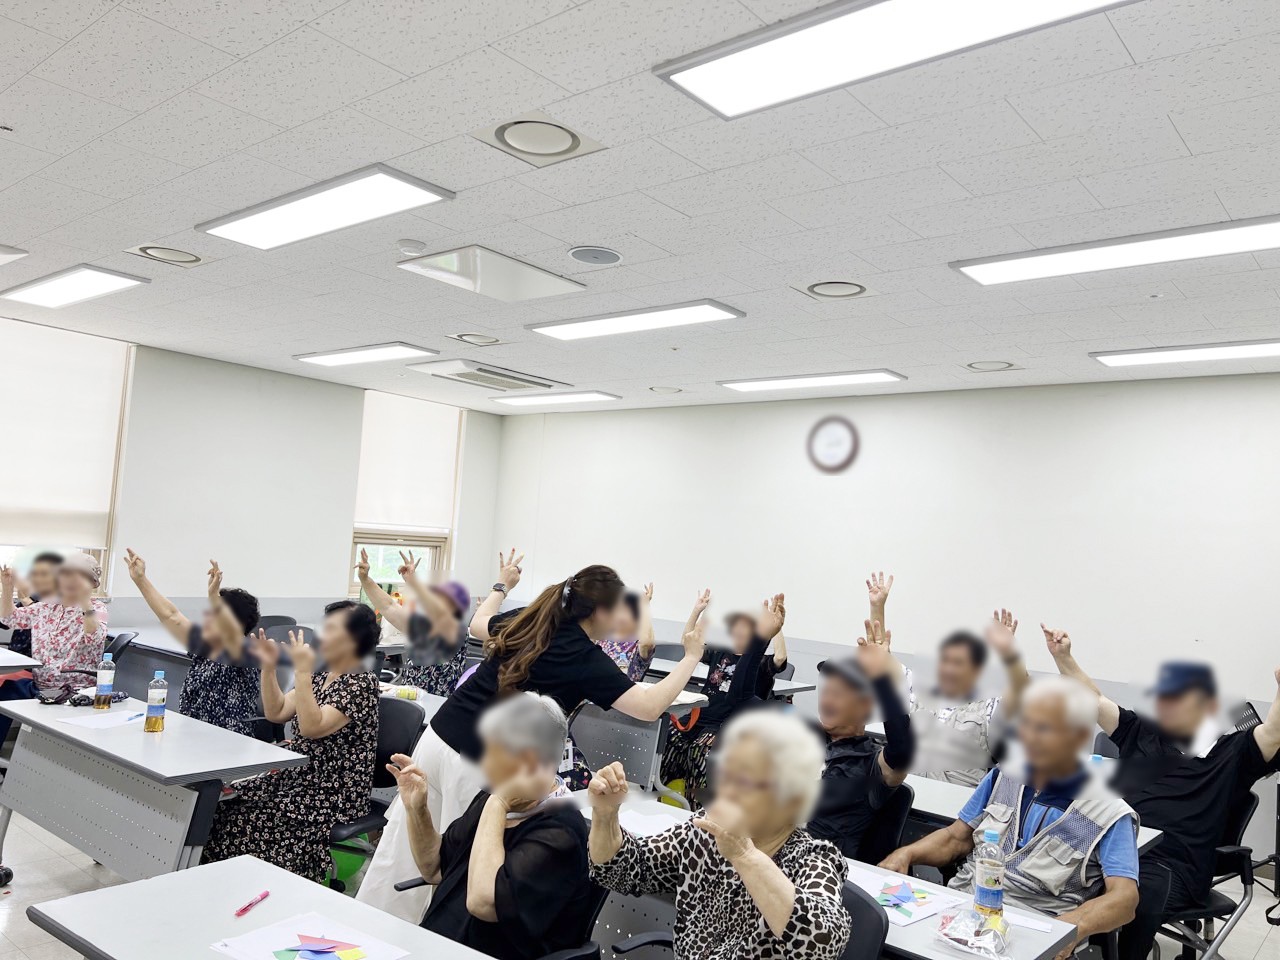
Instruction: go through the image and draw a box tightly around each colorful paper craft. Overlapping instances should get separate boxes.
[877,880,932,916]
[275,930,366,960]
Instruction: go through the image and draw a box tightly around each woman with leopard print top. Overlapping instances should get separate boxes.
[588,711,851,960]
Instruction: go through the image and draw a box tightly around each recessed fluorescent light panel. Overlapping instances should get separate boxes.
[1091,340,1280,368]
[0,244,29,267]
[197,164,453,250]
[492,391,620,407]
[656,0,1136,118]
[529,299,743,341]
[398,245,585,301]
[295,342,438,367]
[720,370,905,392]
[0,264,148,308]
[954,214,1280,285]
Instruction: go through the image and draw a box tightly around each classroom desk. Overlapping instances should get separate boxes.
[0,648,40,675]
[903,774,1164,855]
[28,854,489,960]
[0,698,305,884]
[646,657,817,697]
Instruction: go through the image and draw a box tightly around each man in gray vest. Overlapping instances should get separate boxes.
[867,572,1030,786]
[880,676,1139,959]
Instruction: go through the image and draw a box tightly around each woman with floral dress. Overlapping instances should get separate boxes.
[202,600,380,883]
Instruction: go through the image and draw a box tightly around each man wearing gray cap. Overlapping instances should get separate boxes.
[806,618,915,855]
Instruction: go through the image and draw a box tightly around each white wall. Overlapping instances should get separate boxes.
[449,410,503,596]
[355,391,460,531]
[489,374,1280,701]
[109,347,364,601]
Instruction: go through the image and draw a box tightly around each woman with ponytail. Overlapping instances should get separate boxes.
[357,549,707,922]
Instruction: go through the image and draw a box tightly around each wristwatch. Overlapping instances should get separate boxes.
[491,582,508,595]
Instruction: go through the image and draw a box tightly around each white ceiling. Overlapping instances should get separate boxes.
[3,0,1280,414]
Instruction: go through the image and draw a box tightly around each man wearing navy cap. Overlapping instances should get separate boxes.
[1046,628,1280,960]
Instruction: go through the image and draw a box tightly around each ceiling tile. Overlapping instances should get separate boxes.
[547,72,711,147]
[0,176,114,232]
[1218,178,1280,220]
[857,226,1033,273]
[644,152,837,216]
[768,166,970,229]
[898,179,1101,239]
[121,0,348,57]
[166,153,313,212]
[516,138,705,205]
[633,202,802,255]
[37,138,190,200]
[95,184,230,236]
[0,76,135,154]
[391,135,531,194]
[0,0,116,40]
[35,214,149,253]
[1081,143,1280,208]
[417,179,564,234]
[1172,92,1280,155]
[198,26,405,127]
[354,47,567,143]
[33,7,235,112]
[742,216,919,263]
[1014,193,1231,248]
[244,107,424,180]
[655,90,883,170]
[312,0,576,75]
[492,0,761,94]
[0,137,57,191]
[0,15,64,90]
[106,91,282,168]
[1106,0,1280,62]
[519,191,687,243]
[849,14,1133,125]
[1073,253,1260,291]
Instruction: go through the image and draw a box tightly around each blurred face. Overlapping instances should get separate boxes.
[817,675,872,737]
[582,596,624,641]
[1018,694,1089,775]
[936,642,980,699]
[56,569,93,606]
[611,604,638,639]
[480,739,538,790]
[713,736,801,839]
[728,617,754,655]
[28,561,59,598]
[1155,690,1214,741]
[318,610,356,663]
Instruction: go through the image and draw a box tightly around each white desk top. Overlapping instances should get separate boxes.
[0,647,40,674]
[0,697,306,786]
[28,855,489,960]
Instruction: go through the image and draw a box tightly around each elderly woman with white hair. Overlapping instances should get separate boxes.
[389,692,595,960]
[881,675,1140,960]
[588,710,851,960]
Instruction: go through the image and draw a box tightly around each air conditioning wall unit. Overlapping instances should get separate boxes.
[407,359,567,391]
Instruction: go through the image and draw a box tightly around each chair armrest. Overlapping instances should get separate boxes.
[1214,845,1254,885]
[614,931,675,954]
[538,945,601,960]
[393,876,429,892]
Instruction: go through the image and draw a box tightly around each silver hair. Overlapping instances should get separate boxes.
[477,692,568,767]
[717,710,826,824]
[1023,675,1099,731]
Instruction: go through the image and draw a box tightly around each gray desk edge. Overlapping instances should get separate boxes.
[27,905,113,960]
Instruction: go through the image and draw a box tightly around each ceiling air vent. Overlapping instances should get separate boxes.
[407,359,565,392]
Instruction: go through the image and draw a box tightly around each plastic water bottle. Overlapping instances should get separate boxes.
[93,652,115,709]
[974,829,1005,918]
[144,670,167,732]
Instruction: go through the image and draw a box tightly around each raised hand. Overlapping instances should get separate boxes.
[857,619,893,677]
[587,761,629,812]
[986,608,1019,656]
[691,588,712,618]
[1041,623,1072,659]
[288,630,316,673]
[0,566,13,593]
[397,550,420,581]
[354,547,370,581]
[642,582,654,604]
[682,616,707,662]
[756,593,786,640]
[386,753,428,810]
[123,548,147,582]
[694,799,755,863]
[207,559,223,601]
[866,571,894,608]
[247,629,279,667]
[498,548,524,591]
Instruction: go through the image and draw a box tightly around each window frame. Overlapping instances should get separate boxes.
[349,529,449,597]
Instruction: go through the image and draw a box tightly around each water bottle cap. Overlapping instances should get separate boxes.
[103,653,112,661]
[154,670,165,679]
[1090,753,1103,762]
[983,829,1000,843]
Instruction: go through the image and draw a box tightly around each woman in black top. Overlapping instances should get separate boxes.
[357,550,707,920]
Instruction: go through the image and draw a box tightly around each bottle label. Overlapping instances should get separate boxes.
[975,883,1004,911]
[147,690,167,717]
[96,670,114,696]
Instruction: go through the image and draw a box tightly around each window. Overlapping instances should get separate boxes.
[0,545,109,595]
[349,530,447,598]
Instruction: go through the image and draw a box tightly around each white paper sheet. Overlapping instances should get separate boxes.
[212,911,409,960]
[1005,911,1054,933]
[846,864,962,926]
[58,710,145,729]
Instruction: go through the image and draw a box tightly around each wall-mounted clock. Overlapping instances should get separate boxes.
[807,415,859,474]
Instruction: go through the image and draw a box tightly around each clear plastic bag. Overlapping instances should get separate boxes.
[934,908,1012,960]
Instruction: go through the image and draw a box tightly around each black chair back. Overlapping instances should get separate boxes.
[839,880,888,960]
[854,782,915,865]
[774,661,796,681]
[1092,730,1120,758]
[105,631,138,661]
[652,643,686,662]
[257,615,297,630]
[574,883,612,950]
[264,624,316,648]
[372,696,426,789]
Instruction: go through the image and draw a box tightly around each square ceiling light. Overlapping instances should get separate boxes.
[0,244,29,267]
[1091,340,1280,367]
[656,0,1137,118]
[0,264,149,307]
[528,299,743,340]
[491,391,620,406]
[397,245,585,301]
[295,342,438,367]
[953,214,1280,284]
[196,164,453,250]
[720,370,905,391]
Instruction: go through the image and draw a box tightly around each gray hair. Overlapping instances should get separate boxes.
[1024,675,1098,732]
[717,710,826,823]
[477,692,568,767]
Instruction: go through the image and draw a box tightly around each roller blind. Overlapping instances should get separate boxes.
[354,390,460,532]
[0,318,128,547]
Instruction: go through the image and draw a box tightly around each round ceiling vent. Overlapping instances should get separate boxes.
[450,332,502,346]
[569,246,622,265]
[495,120,580,157]
[648,386,683,394]
[137,245,202,265]
[807,281,867,299]
[966,360,1016,372]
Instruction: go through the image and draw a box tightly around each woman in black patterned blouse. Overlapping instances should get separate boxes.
[588,711,851,960]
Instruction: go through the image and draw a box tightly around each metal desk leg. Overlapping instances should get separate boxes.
[179,780,222,871]
[0,804,13,884]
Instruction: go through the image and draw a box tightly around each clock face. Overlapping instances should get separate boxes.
[808,416,859,474]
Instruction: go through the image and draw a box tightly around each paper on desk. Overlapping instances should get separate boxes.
[846,863,960,926]
[1004,911,1054,933]
[212,912,407,960]
[58,711,144,729]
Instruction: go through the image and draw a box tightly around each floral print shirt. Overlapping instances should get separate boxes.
[598,634,655,681]
[3,598,108,693]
